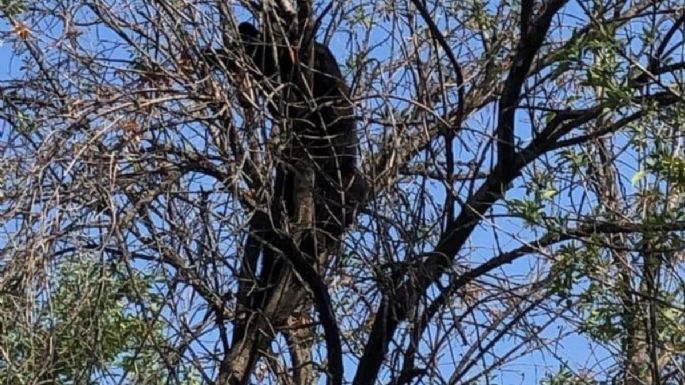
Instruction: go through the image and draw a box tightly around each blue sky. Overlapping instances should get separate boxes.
[1,2,655,384]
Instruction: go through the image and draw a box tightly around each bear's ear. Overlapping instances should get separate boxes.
[237,22,281,78]
[238,22,261,41]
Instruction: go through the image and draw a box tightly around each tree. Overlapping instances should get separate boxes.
[1,1,685,385]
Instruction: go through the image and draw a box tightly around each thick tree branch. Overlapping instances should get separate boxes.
[497,0,569,168]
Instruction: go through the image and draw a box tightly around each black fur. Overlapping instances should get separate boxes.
[236,21,361,243]
[206,22,366,311]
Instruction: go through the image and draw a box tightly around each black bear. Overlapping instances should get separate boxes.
[204,22,366,311]
[236,21,363,250]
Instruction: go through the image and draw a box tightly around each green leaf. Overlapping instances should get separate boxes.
[631,170,646,185]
